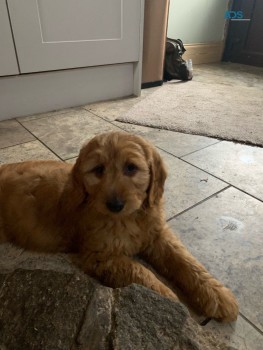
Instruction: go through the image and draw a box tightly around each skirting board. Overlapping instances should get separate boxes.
[0,63,134,121]
[184,42,225,65]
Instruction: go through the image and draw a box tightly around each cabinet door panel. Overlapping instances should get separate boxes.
[7,0,142,73]
[0,0,19,76]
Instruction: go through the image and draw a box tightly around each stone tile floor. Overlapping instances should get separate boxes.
[0,66,263,349]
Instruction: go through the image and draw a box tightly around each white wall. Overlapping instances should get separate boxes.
[167,0,229,44]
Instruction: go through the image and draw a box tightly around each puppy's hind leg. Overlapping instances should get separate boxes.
[81,254,178,300]
[142,227,239,322]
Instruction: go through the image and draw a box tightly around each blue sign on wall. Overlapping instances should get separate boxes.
[225,11,244,19]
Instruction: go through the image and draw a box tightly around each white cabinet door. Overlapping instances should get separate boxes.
[0,0,19,76]
[7,0,142,73]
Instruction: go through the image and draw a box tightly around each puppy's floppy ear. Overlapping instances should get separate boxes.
[61,150,88,213]
[71,156,83,188]
[71,144,90,193]
[147,146,167,207]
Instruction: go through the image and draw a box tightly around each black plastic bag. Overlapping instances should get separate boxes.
[163,38,193,81]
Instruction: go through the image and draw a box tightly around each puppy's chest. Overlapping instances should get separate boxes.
[86,220,146,256]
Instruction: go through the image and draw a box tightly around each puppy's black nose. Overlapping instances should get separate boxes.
[106,197,124,213]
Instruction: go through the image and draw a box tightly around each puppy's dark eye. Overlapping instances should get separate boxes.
[124,163,138,176]
[92,165,105,177]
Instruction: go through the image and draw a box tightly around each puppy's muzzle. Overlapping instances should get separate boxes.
[106,197,125,213]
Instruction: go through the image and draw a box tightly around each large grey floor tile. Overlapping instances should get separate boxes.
[160,150,228,219]
[183,141,263,201]
[85,87,160,121]
[169,187,263,331]
[206,316,263,350]
[17,107,82,122]
[20,109,120,159]
[115,121,219,157]
[0,119,35,149]
[0,141,59,164]
[85,97,139,121]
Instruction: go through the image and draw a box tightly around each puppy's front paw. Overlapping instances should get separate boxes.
[156,284,179,301]
[207,286,239,322]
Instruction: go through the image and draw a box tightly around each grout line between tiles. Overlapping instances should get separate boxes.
[82,108,124,128]
[180,157,263,204]
[239,312,263,336]
[15,120,64,161]
[15,107,88,123]
[0,140,36,151]
[116,126,224,159]
[15,110,76,123]
[178,140,222,158]
[83,109,140,133]
[16,109,122,162]
[166,185,231,222]
[80,108,131,137]
[64,157,77,162]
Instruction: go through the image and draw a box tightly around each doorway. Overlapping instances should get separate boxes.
[223,0,263,67]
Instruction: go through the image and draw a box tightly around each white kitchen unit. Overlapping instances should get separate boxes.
[0,0,144,120]
[0,0,19,76]
[7,0,141,73]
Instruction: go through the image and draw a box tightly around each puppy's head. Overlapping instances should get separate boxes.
[73,132,167,217]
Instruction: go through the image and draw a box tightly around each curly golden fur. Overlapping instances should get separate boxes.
[0,131,238,322]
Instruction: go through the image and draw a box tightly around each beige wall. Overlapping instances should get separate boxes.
[167,0,229,44]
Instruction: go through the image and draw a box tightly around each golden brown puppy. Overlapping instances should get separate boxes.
[0,131,238,322]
